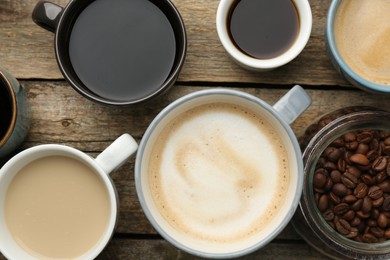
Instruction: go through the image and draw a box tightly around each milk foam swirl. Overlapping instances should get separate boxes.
[149,103,290,243]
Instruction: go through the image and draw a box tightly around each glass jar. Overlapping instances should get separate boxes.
[292,107,390,259]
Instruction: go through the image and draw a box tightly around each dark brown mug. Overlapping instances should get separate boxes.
[32,0,187,106]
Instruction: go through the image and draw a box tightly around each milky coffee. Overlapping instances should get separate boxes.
[334,0,390,86]
[148,103,290,243]
[4,156,110,259]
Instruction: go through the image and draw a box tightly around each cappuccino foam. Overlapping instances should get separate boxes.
[148,103,290,243]
[334,0,390,86]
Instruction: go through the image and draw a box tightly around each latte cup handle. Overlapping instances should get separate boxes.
[32,1,64,33]
[95,134,138,175]
[273,85,311,125]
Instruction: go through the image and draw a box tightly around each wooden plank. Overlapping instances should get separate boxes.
[0,0,348,86]
[95,237,330,260]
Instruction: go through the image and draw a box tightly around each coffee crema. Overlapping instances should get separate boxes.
[334,0,390,86]
[4,156,110,259]
[148,103,290,243]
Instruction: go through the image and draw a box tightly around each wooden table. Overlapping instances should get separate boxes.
[1,0,390,259]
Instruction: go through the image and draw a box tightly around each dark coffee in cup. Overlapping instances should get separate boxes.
[228,0,299,59]
[0,78,14,142]
[32,0,186,105]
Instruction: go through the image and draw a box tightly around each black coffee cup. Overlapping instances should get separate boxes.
[32,0,187,106]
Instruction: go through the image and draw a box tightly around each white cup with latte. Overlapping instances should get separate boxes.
[0,134,138,259]
[135,86,311,258]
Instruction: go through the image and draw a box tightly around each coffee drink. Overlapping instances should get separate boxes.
[148,102,290,243]
[68,0,176,102]
[228,0,299,59]
[4,156,110,258]
[334,0,390,86]
[0,78,13,142]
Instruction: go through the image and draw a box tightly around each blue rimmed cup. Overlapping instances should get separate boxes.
[325,0,390,94]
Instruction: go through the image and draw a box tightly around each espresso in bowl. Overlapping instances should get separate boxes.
[326,0,390,93]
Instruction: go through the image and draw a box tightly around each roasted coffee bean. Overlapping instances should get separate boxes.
[371,209,380,219]
[335,219,351,235]
[375,171,387,183]
[385,137,390,146]
[347,166,362,178]
[362,196,373,213]
[356,143,369,155]
[331,137,344,147]
[370,227,385,238]
[362,234,378,243]
[337,158,347,172]
[343,194,357,204]
[367,219,378,227]
[323,209,334,221]
[357,131,373,144]
[368,186,383,200]
[385,229,390,238]
[344,132,357,142]
[345,227,359,239]
[379,180,390,193]
[325,147,342,162]
[367,150,379,162]
[378,213,388,228]
[354,183,368,199]
[313,172,327,188]
[350,154,370,166]
[350,217,361,227]
[329,192,341,204]
[387,161,390,176]
[345,141,358,151]
[318,194,329,212]
[373,197,385,208]
[372,156,388,172]
[341,172,358,189]
[330,170,342,183]
[334,203,350,215]
[383,197,390,211]
[384,146,390,156]
[370,138,380,151]
[333,183,349,197]
[361,174,375,186]
[324,177,333,192]
[324,161,337,171]
[343,210,355,221]
[351,199,363,211]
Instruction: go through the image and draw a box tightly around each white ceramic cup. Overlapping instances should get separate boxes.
[216,0,312,70]
[0,134,138,259]
[135,86,311,258]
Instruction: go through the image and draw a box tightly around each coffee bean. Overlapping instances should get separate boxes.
[362,233,378,243]
[344,132,357,142]
[343,194,357,204]
[379,180,390,193]
[357,132,373,144]
[330,170,342,183]
[367,150,379,162]
[336,219,351,235]
[372,156,388,172]
[334,203,349,215]
[383,197,390,211]
[361,174,375,186]
[351,199,363,211]
[384,146,390,156]
[333,183,349,197]
[323,209,334,222]
[325,147,342,162]
[354,183,368,199]
[337,158,347,172]
[318,194,329,212]
[356,143,369,155]
[345,227,359,239]
[370,227,385,238]
[313,172,327,188]
[368,186,383,200]
[378,213,388,228]
[324,161,337,171]
[331,137,344,147]
[343,210,355,221]
[373,197,385,208]
[329,192,341,204]
[350,154,370,166]
[375,171,387,183]
[371,209,380,219]
[367,219,378,227]
[385,137,390,146]
[341,172,358,189]
[347,166,362,178]
[350,217,361,227]
[362,196,373,213]
[346,141,358,151]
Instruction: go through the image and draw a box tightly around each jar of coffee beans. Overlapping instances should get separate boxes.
[292,107,390,259]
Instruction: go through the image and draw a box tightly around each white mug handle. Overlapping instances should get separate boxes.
[273,85,311,125]
[95,134,138,174]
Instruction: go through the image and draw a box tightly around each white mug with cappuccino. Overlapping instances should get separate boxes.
[0,134,138,259]
[135,86,311,258]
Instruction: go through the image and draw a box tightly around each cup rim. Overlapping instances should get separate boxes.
[216,0,312,70]
[54,0,187,106]
[134,88,304,258]
[0,144,118,259]
[325,0,390,93]
[0,71,17,148]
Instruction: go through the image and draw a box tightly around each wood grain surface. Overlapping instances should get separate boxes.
[0,0,389,259]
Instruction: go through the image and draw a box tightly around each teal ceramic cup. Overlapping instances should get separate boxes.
[325,0,390,94]
[0,67,30,158]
